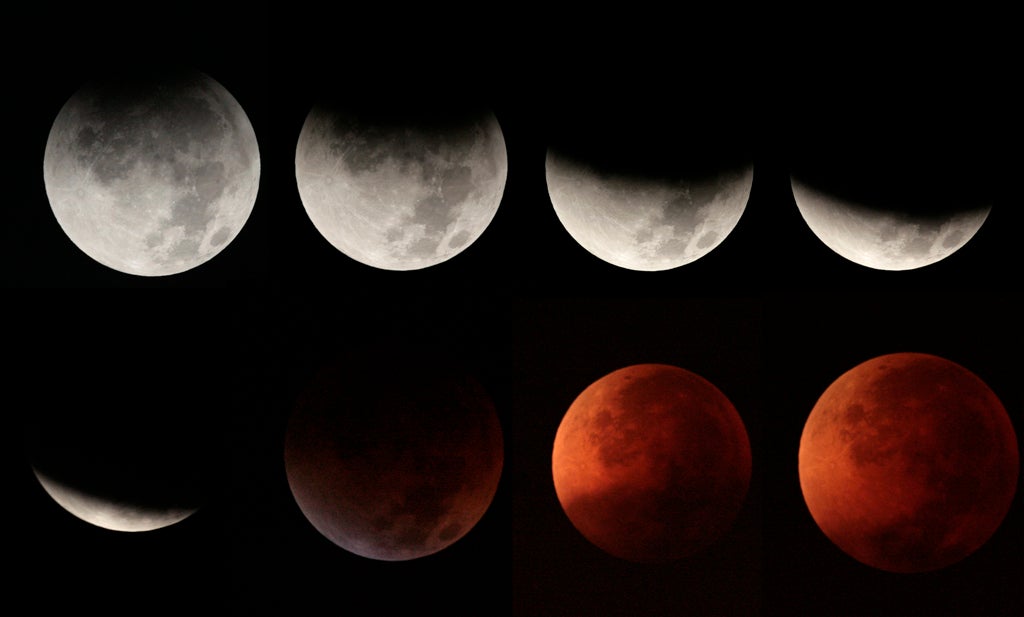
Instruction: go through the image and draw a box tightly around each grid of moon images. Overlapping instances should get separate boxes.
[5,2,1020,616]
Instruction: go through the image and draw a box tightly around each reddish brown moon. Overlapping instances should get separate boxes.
[551,363,752,562]
[284,362,504,561]
[799,352,1019,573]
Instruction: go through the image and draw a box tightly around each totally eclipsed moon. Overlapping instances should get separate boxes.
[799,352,1019,573]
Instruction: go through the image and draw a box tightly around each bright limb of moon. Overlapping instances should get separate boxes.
[32,467,197,532]
[790,177,991,271]
[42,68,260,276]
[294,106,508,271]
[546,151,752,271]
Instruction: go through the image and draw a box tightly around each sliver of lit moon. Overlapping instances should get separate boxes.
[32,468,197,532]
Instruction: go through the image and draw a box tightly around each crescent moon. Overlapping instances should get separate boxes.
[791,177,991,271]
[32,467,198,532]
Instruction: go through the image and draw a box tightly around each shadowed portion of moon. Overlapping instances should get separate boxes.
[24,355,219,532]
[799,352,1019,573]
[790,178,990,271]
[43,66,260,276]
[284,357,504,560]
[294,89,507,271]
[552,364,751,562]
[787,69,999,271]
[544,95,753,271]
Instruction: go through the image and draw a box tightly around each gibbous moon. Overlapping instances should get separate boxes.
[799,352,1019,573]
[546,155,753,271]
[294,100,508,270]
[43,66,260,276]
[551,364,751,562]
[284,360,504,560]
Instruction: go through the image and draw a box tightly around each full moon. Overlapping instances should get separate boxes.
[284,361,504,560]
[43,67,260,276]
[551,364,751,562]
[294,99,508,270]
[799,352,1019,573]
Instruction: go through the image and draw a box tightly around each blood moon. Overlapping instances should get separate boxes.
[284,362,503,561]
[551,364,751,562]
[799,352,1019,573]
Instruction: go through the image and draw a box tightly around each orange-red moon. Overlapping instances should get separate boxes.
[799,352,1019,573]
[551,363,751,562]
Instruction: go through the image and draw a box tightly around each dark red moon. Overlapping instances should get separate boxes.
[799,352,1019,573]
[284,362,504,561]
[551,363,751,562]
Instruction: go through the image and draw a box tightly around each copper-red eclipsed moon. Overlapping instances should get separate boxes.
[799,352,1019,573]
[551,363,752,562]
[284,362,504,561]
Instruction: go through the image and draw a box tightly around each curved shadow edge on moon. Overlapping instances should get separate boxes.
[42,68,261,277]
[545,151,753,271]
[551,364,752,562]
[32,467,198,532]
[790,177,992,271]
[294,107,508,271]
[798,352,1019,573]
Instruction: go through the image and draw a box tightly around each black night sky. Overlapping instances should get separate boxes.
[4,2,1022,616]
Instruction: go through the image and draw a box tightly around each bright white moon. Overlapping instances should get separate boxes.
[791,177,992,271]
[294,106,508,271]
[42,68,260,276]
[546,151,752,271]
[32,467,197,532]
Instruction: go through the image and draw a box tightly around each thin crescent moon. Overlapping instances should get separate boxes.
[32,467,197,532]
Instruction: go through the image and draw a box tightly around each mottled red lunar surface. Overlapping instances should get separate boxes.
[799,352,1019,573]
[551,363,752,562]
[284,363,504,561]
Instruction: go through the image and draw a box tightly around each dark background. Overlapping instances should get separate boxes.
[4,1,1022,616]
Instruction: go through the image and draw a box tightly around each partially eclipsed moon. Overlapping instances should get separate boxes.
[294,103,508,270]
[552,364,751,562]
[546,153,753,271]
[26,410,209,533]
[32,468,196,532]
[799,352,1019,573]
[284,361,504,560]
[791,178,991,271]
[43,66,260,276]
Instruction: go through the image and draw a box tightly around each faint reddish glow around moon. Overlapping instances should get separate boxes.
[284,362,504,561]
[799,352,1019,573]
[551,363,751,562]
